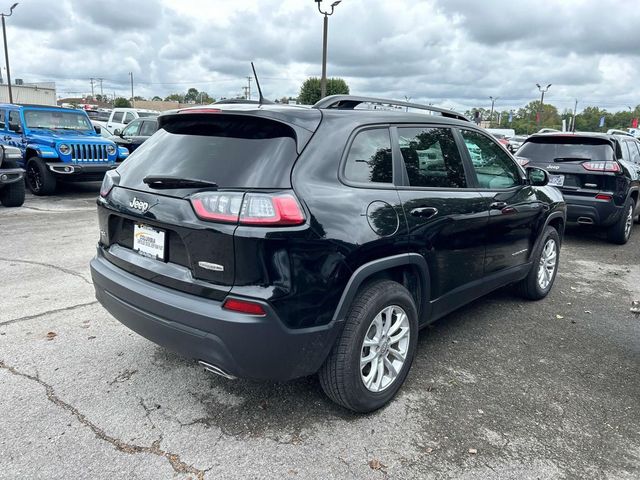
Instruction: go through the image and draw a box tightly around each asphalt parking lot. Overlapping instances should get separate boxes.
[1,184,639,480]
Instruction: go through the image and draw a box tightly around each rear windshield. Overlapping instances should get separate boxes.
[117,115,298,188]
[519,137,615,163]
[137,112,158,118]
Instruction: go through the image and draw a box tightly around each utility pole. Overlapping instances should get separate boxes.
[315,0,341,99]
[1,3,18,104]
[246,76,252,100]
[536,83,551,126]
[129,72,134,107]
[98,78,104,98]
[90,78,95,98]
[242,86,249,99]
[572,99,578,132]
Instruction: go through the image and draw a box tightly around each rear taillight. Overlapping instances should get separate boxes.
[582,161,621,172]
[222,298,266,316]
[595,194,613,201]
[100,170,120,197]
[190,192,305,226]
[516,157,529,167]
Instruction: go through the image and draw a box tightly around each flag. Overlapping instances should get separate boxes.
[508,111,513,123]
[633,118,638,129]
[599,116,605,128]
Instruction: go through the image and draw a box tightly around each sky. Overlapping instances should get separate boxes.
[5,0,640,113]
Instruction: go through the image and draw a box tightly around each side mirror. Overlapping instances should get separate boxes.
[527,166,549,186]
[113,129,121,136]
[94,125,101,134]
[9,123,21,133]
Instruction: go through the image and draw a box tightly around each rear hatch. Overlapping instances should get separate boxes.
[97,111,318,300]
[517,135,620,196]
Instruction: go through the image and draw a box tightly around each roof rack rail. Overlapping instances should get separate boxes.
[312,95,469,122]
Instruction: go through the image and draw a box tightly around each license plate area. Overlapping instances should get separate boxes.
[133,223,165,261]
[548,174,565,187]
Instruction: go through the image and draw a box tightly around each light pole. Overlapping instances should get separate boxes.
[536,83,551,126]
[489,96,498,127]
[1,3,17,104]
[315,0,341,99]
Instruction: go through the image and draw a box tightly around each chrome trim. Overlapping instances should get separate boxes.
[198,360,237,380]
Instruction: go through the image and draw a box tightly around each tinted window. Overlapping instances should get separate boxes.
[139,120,157,137]
[117,115,298,188]
[112,112,124,123]
[121,119,142,137]
[518,138,615,163]
[619,141,631,162]
[8,111,20,131]
[344,128,392,184]
[628,141,640,164]
[137,112,157,118]
[0,110,5,129]
[460,129,521,189]
[398,127,466,188]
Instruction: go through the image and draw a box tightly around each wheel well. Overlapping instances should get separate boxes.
[25,148,38,161]
[547,216,565,240]
[629,190,638,206]
[360,265,424,317]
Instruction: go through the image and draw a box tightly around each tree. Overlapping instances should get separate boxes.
[298,77,349,105]
[164,93,184,102]
[152,96,163,101]
[113,97,131,108]
[184,87,200,103]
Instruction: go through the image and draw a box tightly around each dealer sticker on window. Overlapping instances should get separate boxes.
[133,223,165,260]
[548,174,565,187]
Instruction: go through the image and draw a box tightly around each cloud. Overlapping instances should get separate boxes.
[2,0,639,112]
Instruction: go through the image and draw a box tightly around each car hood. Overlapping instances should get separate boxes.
[28,130,112,144]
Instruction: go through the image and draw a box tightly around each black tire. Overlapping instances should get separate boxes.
[25,157,56,196]
[517,226,560,300]
[319,280,419,413]
[0,179,25,207]
[607,198,634,245]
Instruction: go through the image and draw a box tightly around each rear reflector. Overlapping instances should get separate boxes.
[595,194,613,201]
[222,298,266,316]
[582,161,621,172]
[190,191,305,226]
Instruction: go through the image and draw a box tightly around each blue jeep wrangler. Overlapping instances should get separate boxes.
[0,104,129,195]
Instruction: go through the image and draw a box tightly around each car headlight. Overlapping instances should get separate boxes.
[58,144,71,155]
[106,144,116,155]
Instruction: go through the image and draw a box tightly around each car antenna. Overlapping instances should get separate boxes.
[251,62,265,106]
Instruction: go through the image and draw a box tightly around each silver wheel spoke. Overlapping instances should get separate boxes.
[360,304,410,393]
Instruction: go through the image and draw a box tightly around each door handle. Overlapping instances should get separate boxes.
[410,207,438,218]
[490,201,508,210]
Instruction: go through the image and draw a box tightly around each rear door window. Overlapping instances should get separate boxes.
[343,128,393,184]
[0,110,5,130]
[626,141,640,164]
[460,129,521,189]
[111,112,124,124]
[397,127,466,188]
[123,112,135,124]
[8,111,20,131]
[139,120,157,137]
[117,114,299,189]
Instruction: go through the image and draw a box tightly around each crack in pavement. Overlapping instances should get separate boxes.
[0,301,99,327]
[0,256,93,286]
[0,360,207,480]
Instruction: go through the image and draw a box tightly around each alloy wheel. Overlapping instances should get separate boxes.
[537,238,557,290]
[360,305,410,393]
[624,205,633,240]
[26,163,41,193]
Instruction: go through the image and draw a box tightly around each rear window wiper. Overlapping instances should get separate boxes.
[143,175,219,189]
[553,157,591,162]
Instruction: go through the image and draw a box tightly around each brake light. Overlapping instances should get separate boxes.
[179,108,222,114]
[100,170,120,197]
[190,192,305,226]
[222,298,266,316]
[582,161,621,172]
[595,194,613,201]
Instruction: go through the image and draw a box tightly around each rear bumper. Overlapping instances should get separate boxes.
[0,167,24,185]
[90,249,340,381]
[564,193,623,226]
[48,162,116,181]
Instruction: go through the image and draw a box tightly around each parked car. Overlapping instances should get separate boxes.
[86,109,111,122]
[106,108,159,132]
[90,95,566,412]
[0,145,25,207]
[517,132,640,244]
[110,116,158,154]
[507,135,528,153]
[0,104,130,195]
[490,132,511,149]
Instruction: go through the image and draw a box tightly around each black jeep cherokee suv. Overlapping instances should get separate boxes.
[90,96,566,412]
[517,132,640,244]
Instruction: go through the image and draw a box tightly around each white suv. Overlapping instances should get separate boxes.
[107,108,159,133]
